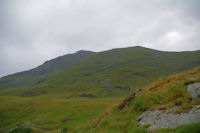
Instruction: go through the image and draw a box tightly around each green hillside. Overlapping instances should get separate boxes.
[1,46,200,97]
[0,50,94,90]
[1,67,199,133]
[72,67,200,133]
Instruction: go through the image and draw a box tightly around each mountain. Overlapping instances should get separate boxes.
[73,67,200,133]
[0,46,200,97]
[0,50,95,90]
[1,46,200,133]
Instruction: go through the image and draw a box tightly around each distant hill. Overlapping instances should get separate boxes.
[0,50,94,90]
[0,46,200,96]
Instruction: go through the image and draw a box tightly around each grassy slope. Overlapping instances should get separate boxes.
[0,93,122,133]
[72,67,200,133]
[1,46,200,97]
[0,67,200,133]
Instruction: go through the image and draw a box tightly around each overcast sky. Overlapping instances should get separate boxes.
[0,0,200,77]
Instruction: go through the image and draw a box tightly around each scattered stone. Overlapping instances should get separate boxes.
[185,75,194,80]
[135,88,142,97]
[119,92,135,110]
[119,88,141,110]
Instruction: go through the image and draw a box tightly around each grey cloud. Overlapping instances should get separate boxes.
[0,0,200,77]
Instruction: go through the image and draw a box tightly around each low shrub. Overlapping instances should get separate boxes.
[131,93,161,111]
[9,127,32,133]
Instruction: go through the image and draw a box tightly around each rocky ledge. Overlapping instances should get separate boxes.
[137,105,200,130]
[137,82,200,130]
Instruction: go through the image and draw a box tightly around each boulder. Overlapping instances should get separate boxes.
[188,82,200,101]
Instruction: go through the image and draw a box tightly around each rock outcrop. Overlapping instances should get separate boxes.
[188,82,200,101]
[137,82,200,130]
[137,105,200,130]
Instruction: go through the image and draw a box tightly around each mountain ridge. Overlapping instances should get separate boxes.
[0,50,95,90]
[1,46,200,97]
[1,46,200,79]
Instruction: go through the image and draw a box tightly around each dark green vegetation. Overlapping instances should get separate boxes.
[72,67,200,133]
[0,46,200,97]
[9,127,32,133]
[0,46,200,133]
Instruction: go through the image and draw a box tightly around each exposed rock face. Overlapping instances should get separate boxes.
[137,105,200,130]
[137,82,200,130]
[188,82,200,101]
